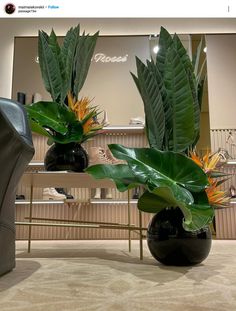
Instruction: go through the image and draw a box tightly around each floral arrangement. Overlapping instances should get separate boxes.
[190,150,230,208]
[26,24,104,145]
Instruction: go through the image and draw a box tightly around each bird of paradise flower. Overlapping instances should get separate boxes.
[190,151,230,208]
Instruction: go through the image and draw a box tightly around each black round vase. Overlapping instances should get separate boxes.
[44,143,89,172]
[147,207,212,266]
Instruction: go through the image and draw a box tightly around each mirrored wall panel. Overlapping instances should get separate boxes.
[12,35,150,125]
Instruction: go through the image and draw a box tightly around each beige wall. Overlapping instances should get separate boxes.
[1,18,236,126]
[12,36,150,125]
[1,18,236,98]
[206,34,236,129]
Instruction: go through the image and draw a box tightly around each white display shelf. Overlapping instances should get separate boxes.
[15,200,65,205]
[15,199,87,205]
[102,125,144,134]
[15,199,138,205]
[32,125,145,137]
[226,160,236,165]
[28,161,44,166]
[90,199,138,204]
[230,198,236,204]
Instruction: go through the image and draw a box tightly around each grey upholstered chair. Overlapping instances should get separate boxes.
[0,97,34,276]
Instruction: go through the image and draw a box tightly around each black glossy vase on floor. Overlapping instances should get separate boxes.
[44,143,88,172]
[147,207,212,266]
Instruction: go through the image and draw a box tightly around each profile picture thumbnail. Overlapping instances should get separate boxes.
[5,3,16,14]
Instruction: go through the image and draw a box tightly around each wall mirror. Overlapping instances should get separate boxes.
[11,33,210,153]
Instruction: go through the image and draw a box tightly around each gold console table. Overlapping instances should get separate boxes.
[15,172,145,259]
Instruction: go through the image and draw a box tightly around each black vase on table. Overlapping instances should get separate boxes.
[44,143,88,172]
[147,207,212,266]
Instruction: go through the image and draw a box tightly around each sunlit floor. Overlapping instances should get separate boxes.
[0,240,236,311]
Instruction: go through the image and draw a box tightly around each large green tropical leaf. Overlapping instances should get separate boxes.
[146,59,172,150]
[26,101,76,134]
[48,29,67,104]
[29,119,52,138]
[87,144,209,195]
[132,27,204,152]
[38,30,62,102]
[182,192,214,231]
[172,34,200,148]
[163,47,195,151]
[138,187,193,228]
[138,189,180,213]
[156,26,173,74]
[86,164,140,192]
[108,144,209,192]
[86,144,212,231]
[73,31,99,97]
[52,122,84,144]
[131,71,159,149]
[131,57,165,149]
[61,25,80,99]
[138,190,213,231]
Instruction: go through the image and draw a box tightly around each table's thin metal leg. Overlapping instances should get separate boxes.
[139,210,143,260]
[27,184,33,253]
[128,189,131,252]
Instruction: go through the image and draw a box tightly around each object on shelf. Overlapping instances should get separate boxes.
[132,187,140,199]
[217,147,232,163]
[88,147,112,166]
[129,116,145,126]
[102,110,110,127]
[93,188,101,199]
[105,188,112,199]
[43,188,66,200]
[106,148,125,165]
[229,185,236,198]
[55,188,74,199]
[32,93,42,103]
[16,194,25,200]
[226,131,236,156]
[88,147,114,200]
[92,188,113,200]
[17,92,26,105]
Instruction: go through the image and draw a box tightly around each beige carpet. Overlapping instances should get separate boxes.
[0,240,236,311]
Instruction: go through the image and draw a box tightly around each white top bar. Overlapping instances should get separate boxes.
[0,0,235,18]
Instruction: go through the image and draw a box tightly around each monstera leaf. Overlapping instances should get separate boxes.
[26,101,83,144]
[86,144,213,231]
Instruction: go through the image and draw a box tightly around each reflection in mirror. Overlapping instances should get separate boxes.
[11,33,210,152]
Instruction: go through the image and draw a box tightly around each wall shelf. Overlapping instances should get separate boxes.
[90,199,138,204]
[15,199,88,205]
[15,199,138,205]
[28,161,44,166]
[102,125,144,134]
[226,160,236,165]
